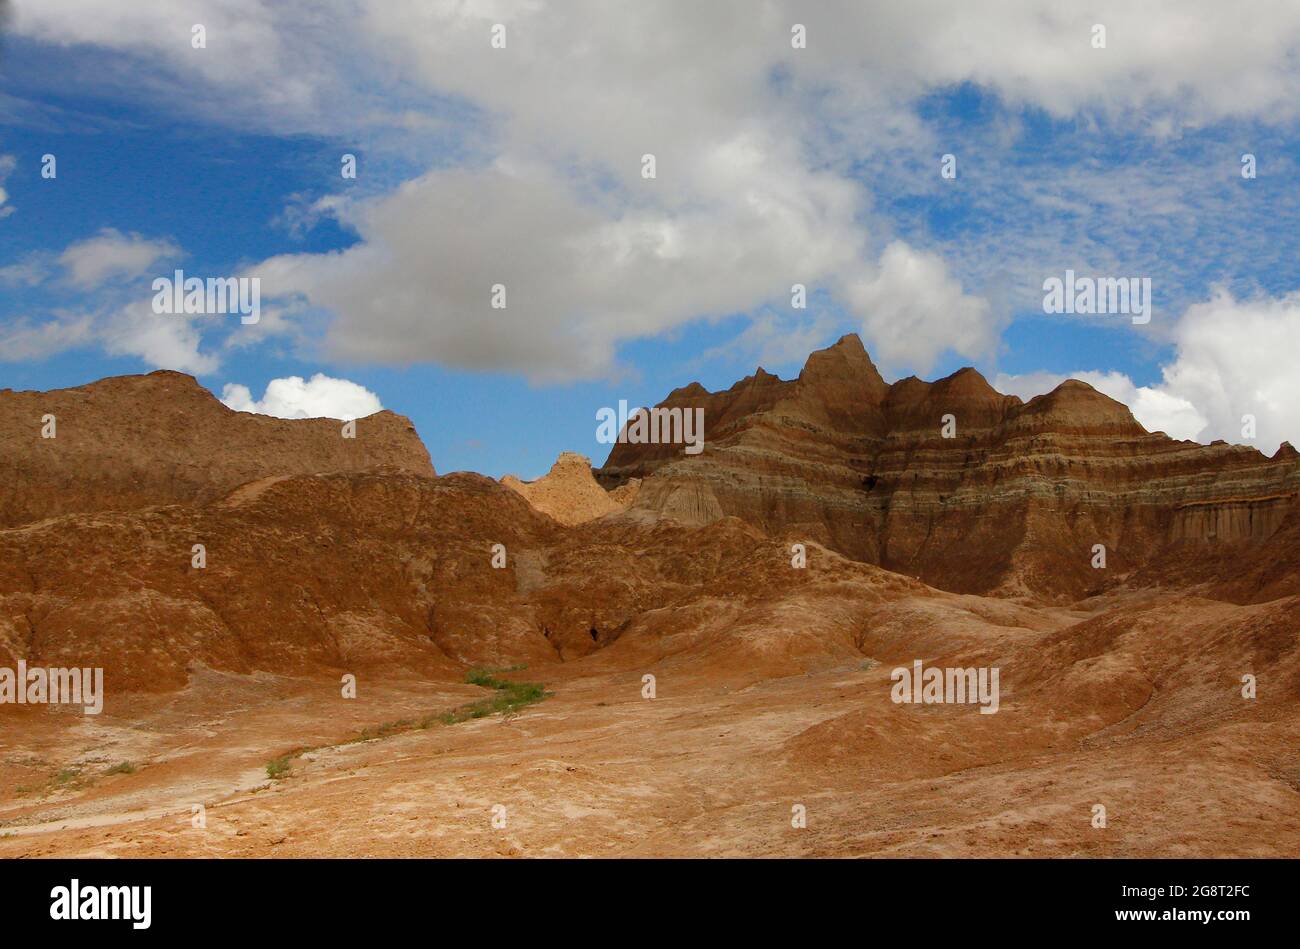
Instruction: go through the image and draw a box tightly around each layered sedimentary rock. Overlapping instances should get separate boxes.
[0,371,434,527]
[598,334,1300,601]
[0,467,920,693]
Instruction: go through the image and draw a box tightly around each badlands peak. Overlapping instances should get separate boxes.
[598,334,1300,600]
[503,451,634,526]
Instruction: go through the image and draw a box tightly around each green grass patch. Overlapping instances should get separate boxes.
[15,765,93,797]
[447,668,546,723]
[464,664,527,687]
[103,761,136,776]
[261,668,547,780]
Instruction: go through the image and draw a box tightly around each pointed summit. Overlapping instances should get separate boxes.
[798,333,888,400]
[502,451,627,525]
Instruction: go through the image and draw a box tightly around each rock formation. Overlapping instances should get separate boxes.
[502,451,629,525]
[2,347,1297,702]
[0,371,433,528]
[2,357,1298,860]
[598,334,1300,601]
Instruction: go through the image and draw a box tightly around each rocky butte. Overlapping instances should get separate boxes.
[0,370,434,528]
[598,334,1300,603]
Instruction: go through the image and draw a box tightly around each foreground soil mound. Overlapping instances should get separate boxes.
[598,334,1300,601]
[0,371,434,528]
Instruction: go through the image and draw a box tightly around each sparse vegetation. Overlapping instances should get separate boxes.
[104,761,136,776]
[446,668,546,724]
[464,663,528,687]
[260,668,548,781]
[15,764,93,797]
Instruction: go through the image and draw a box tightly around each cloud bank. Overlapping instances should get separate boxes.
[220,373,384,420]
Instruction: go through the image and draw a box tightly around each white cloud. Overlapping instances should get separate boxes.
[704,309,841,373]
[220,373,383,420]
[11,0,311,128]
[13,2,1300,392]
[1158,288,1300,453]
[995,288,1300,453]
[0,301,218,375]
[843,242,1000,375]
[256,153,870,382]
[0,313,97,360]
[0,257,51,287]
[995,369,1208,442]
[101,300,219,375]
[0,230,222,374]
[59,228,179,288]
[18,2,1300,137]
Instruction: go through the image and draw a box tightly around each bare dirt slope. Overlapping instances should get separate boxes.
[2,589,1296,857]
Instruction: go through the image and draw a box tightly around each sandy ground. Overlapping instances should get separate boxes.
[3,603,1298,858]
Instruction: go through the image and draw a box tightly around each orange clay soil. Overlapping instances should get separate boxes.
[2,589,1297,858]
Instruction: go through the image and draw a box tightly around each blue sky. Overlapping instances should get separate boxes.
[3,2,1300,476]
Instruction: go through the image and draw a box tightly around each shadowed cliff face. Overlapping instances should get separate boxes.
[0,371,434,528]
[598,334,1300,602]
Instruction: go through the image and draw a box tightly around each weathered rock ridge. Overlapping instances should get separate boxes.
[0,371,434,527]
[598,334,1300,601]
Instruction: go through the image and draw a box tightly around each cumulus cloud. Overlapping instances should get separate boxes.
[1159,289,1300,453]
[0,228,216,373]
[220,373,383,420]
[256,153,873,382]
[843,241,1000,375]
[995,289,1300,453]
[995,369,1208,442]
[59,228,180,288]
[13,2,1300,396]
[24,1,1297,382]
[0,302,218,374]
[18,2,1300,137]
[101,300,219,375]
